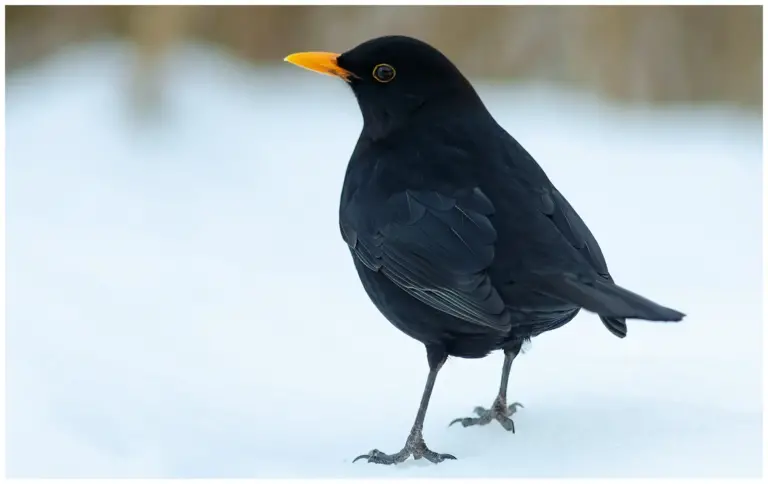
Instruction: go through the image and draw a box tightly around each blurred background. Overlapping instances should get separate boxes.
[5,5,763,479]
[6,5,763,110]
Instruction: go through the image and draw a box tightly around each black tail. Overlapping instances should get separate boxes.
[535,273,685,338]
[600,316,628,339]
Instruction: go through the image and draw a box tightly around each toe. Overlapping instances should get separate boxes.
[449,417,476,428]
[497,416,516,433]
[508,402,524,413]
[353,449,389,464]
[422,450,457,463]
[353,450,376,463]
[473,406,489,416]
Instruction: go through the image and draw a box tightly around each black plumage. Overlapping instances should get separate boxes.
[285,35,685,465]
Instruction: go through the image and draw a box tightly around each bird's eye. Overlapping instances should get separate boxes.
[372,64,396,83]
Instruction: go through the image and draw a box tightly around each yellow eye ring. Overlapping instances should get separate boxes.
[372,64,396,83]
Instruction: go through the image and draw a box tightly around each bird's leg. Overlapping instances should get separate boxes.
[449,345,524,432]
[354,347,457,465]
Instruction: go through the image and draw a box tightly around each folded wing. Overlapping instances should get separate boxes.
[343,187,511,333]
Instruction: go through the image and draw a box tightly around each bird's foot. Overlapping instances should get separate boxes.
[449,398,523,432]
[353,431,456,465]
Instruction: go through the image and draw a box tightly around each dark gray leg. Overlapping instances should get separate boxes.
[354,346,457,465]
[449,344,524,432]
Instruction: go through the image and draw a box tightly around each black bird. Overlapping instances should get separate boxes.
[284,35,685,465]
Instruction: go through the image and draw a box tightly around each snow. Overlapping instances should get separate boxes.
[5,42,763,478]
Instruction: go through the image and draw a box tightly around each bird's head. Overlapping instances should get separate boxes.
[285,35,485,138]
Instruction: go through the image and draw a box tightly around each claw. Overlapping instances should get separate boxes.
[448,417,470,427]
[450,400,523,431]
[422,450,456,463]
[498,415,516,433]
[353,451,374,463]
[353,448,408,465]
[353,445,455,465]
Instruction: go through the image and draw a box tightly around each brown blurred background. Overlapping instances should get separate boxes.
[5,5,763,111]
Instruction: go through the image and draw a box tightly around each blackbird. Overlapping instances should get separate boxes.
[285,35,685,465]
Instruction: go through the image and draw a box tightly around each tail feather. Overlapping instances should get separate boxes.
[588,278,685,321]
[600,316,628,339]
[535,273,686,325]
[595,273,629,338]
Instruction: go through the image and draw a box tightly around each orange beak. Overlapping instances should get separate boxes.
[283,51,357,81]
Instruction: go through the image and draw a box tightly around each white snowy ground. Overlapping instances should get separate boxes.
[5,42,763,478]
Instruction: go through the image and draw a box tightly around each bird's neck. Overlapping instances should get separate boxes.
[358,93,488,142]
